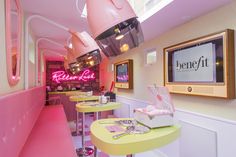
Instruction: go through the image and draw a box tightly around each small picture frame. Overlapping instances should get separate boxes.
[114,59,133,89]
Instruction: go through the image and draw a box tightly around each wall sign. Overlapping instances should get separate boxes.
[173,43,215,82]
[52,69,95,83]
[164,29,235,99]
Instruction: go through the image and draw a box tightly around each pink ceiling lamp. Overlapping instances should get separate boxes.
[64,46,80,74]
[86,0,144,57]
[69,30,101,72]
[63,56,69,71]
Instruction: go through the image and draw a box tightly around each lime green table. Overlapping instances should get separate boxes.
[48,90,80,95]
[69,95,99,102]
[75,102,121,157]
[90,118,180,157]
[75,102,121,113]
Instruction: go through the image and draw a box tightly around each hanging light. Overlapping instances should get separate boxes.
[63,56,69,71]
[69,30,101,72]
[87,55,93,60]
[86,0,144,57]
[114,28,124,40]
[65,46,80,74]
[120,43,129,52]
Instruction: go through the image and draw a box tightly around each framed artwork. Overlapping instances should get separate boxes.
[114,59,133,89]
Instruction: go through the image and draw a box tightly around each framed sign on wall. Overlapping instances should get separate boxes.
[114,59,133,89]
[164,29,235,99]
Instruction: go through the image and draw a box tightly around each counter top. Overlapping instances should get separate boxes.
[90,118,180,155]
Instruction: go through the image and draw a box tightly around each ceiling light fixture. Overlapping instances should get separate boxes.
[87,56,93,60]
[114,28,124,40]
[120,43,129,52]
[64,46,78,74]
[69,30,101,72]
[63,56,69,71]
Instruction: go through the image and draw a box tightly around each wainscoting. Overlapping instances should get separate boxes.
[114,95,236,157]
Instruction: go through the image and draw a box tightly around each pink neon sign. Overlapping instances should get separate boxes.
[52,69,95,83]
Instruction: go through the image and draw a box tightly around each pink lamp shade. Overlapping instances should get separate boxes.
[87,0,136,39]
[86,0,144,57]
[69,30,100,58]
[65,46,76,65]
[63,56,69,70]
[69,30,101,71]
[65,46,80,74]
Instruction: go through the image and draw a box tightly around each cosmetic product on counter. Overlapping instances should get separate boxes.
[134,86,175,128]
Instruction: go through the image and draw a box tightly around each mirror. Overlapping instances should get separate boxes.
[5,0,22,85]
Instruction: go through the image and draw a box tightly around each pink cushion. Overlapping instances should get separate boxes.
[19,105,77,157]
[0,87,45,157]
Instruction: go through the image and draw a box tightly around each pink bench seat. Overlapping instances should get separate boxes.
[0,87,45,157]
[19,105,77,157]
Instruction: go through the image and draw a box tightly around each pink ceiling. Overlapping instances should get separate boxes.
[21,0,233,59]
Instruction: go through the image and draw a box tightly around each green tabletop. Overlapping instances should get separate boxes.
[90,118,180,155]
[76,102,121,113]
[65,91,91,96]
[48,90,80,95]
[69,95,99,102]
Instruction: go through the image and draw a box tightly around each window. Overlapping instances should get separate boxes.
[80,0,174,23]
[128,0,174,22]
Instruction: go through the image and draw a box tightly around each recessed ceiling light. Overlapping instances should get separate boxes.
[89,60,95,66]
[120,44,129,52]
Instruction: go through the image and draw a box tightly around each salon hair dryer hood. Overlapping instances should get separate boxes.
[86,0,144,57]
[65,46,80,74]
[69,30,100,58]
[69,30,102,72]
[65,46,76,65]
[63,56,69,70]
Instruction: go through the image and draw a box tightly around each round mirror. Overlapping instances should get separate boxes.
[5,0,22,86]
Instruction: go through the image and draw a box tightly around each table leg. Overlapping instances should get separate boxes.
[94,146,97,157]
[93,112,99,156]
[76,112,94,157]
[72,107,81,136]
[96,112,99,120]
[82,112,85,149]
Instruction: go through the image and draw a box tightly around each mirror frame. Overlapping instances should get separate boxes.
[5,0,22,86]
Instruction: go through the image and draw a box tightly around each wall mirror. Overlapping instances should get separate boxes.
[5,0,22,86]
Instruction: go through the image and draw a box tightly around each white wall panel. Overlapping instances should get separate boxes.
[116,95,236,157]
[179,120,217,157]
